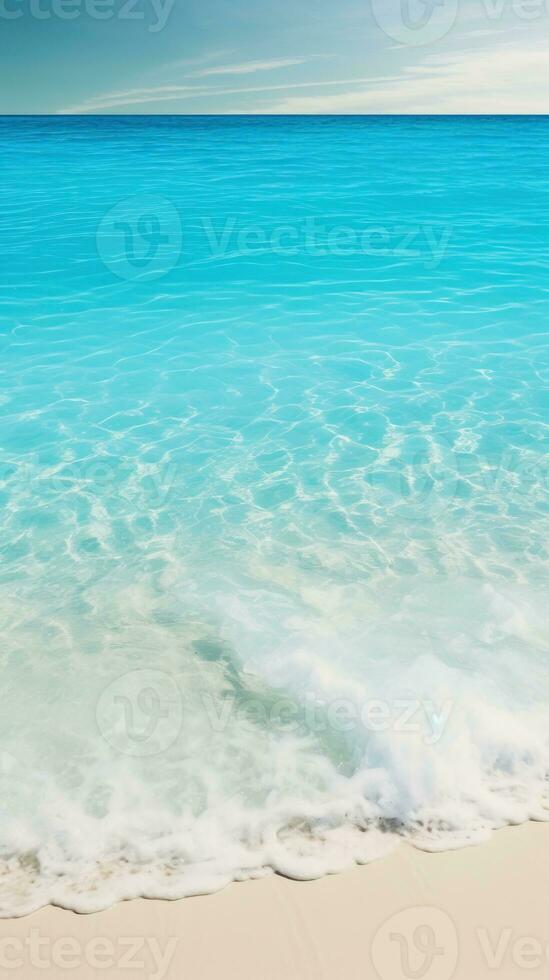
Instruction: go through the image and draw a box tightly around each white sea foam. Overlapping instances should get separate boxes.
[1,572,548,917]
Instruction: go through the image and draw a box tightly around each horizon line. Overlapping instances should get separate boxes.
[2,112,549,119]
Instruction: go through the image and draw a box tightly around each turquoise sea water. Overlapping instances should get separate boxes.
[0,116,548,914]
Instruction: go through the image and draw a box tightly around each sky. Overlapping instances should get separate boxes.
[1,0,549,113]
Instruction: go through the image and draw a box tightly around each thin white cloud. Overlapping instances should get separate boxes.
[190,58,309,77]
[59,75,396,114]
[264,42,549,114]
[61,85,200,113]
[59,39,549,115]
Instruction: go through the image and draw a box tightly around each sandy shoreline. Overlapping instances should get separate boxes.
[1,821,548,979]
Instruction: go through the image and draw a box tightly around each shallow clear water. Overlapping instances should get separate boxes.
[0,115,548,915]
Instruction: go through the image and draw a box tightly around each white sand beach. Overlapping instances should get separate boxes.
[1,821,548,979]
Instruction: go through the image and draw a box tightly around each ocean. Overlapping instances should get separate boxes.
[0,114,548,915]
